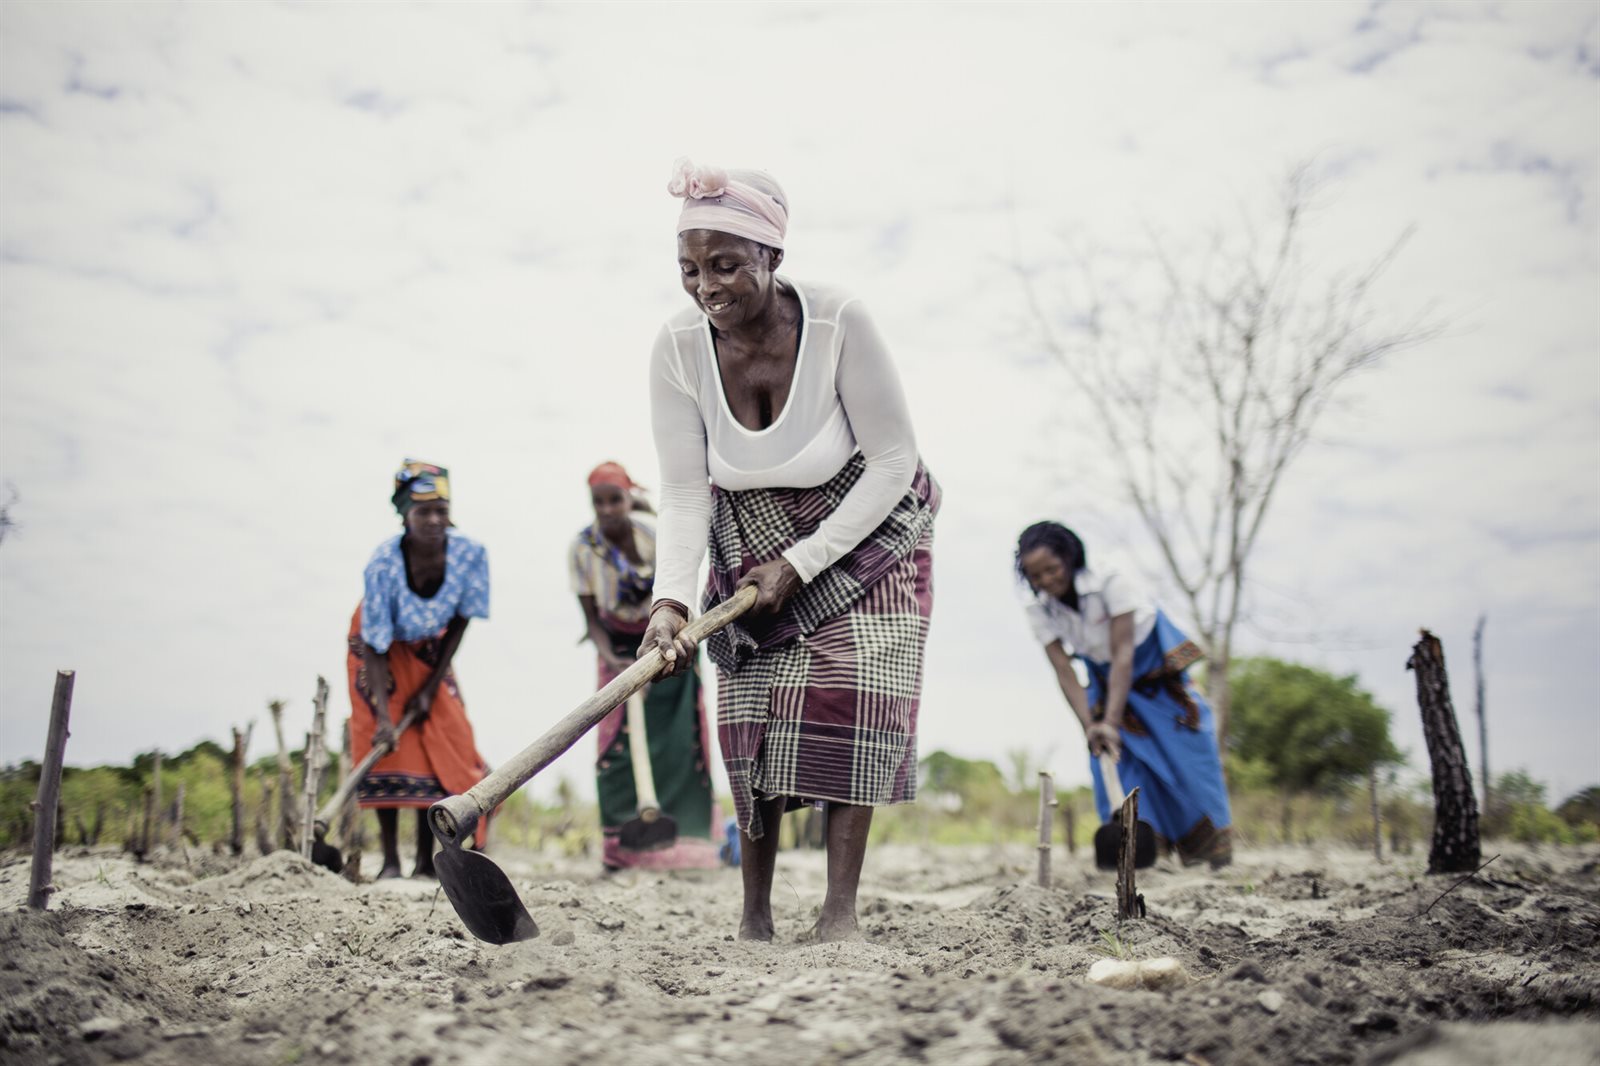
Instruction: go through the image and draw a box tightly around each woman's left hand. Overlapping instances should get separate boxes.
[737,558,803,615]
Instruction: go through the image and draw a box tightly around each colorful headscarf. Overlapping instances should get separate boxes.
[587,461,635,491]
[668,158,788,250]
[392,459,450,517]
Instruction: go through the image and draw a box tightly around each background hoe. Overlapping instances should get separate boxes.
[618,689,678,853]
[309,708,423,873]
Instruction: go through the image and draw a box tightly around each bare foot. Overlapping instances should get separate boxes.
[376,862,402,880]
[808,910,860,943]
[411,863,436,879]
[738,914,774,942]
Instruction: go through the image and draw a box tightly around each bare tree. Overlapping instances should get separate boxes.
[1019,164,1440,746]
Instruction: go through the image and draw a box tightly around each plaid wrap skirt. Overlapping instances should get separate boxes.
[704,453,940,840]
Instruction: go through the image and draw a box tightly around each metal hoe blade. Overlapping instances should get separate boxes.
[618,812,678,853]
[434,844,538,944]
[309,836,344,874]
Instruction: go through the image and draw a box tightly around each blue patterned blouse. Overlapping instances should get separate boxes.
[360,530,490,654]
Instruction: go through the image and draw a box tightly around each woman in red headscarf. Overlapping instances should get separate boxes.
[570,461,719,870]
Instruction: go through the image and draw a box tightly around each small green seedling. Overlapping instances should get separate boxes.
[339,929,375,959]
[1094,928,1130,959]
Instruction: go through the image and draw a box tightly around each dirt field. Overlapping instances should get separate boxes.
[3,839,1598,1065]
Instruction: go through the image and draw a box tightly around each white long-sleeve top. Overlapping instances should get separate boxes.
[1021,568,1157,665]
[650,279,918,611]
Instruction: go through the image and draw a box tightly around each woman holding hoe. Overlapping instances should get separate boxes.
[1016,521,1232,868]
[641,160,940,941]
[347,460,493,878]
[571,460,719,871]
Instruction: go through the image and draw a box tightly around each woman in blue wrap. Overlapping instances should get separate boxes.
[1016,521,1232,867]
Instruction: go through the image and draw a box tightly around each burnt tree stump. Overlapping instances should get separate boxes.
[1408,629,1481,874]
[1473,615,1490,821]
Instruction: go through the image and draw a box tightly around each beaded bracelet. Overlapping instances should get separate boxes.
[648,599,690,621]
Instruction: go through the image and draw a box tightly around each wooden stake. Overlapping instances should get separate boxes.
[254,767,275,855]
[315,681,331,857]
[27,670,75,910]
[300,732,312,859]
[138,786,155,861]
[171,782,186,847]
[1408,629,1482,874]
[1115,787,1143,922]
[1369,766,1382,862]
[270,700,296,851]
[1036,771,1056,888]
[300,676,329,862]
[229,723,252,856]
[336,719,360,855]
[151,750,163,844]
[1063,800,1076,855]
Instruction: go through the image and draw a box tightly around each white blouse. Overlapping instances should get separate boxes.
[650,279,917,610]
[1023,567,1156,665]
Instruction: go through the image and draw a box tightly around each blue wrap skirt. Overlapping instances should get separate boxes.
[1083,611,1233,865]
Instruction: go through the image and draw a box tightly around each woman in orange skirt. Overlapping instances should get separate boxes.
[347,460,492,878]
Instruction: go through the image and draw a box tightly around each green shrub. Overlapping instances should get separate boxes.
[1503,801,1598,845]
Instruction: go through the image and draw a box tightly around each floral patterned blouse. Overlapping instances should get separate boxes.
[360,529,489,654]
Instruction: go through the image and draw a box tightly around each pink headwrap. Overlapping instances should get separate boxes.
[668,158,788,250]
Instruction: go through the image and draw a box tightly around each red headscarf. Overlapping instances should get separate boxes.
[588,461,635,491]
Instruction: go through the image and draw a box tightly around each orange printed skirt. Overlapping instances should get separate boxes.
[346,606,491,848]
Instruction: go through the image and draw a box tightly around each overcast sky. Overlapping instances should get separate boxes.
[1,2,1596,806]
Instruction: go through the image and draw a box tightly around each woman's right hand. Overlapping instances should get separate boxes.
[1086,721,1122,761]
[639,604,696,677]
[372,714,397,752]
